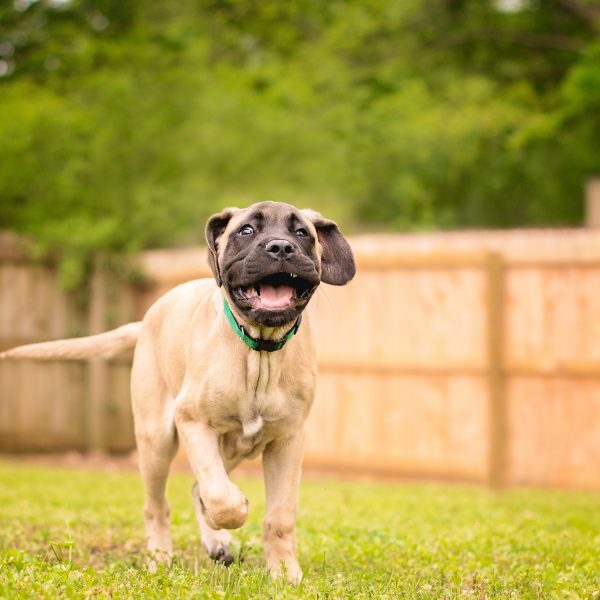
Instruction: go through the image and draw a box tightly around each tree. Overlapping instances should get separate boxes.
[0,0,599,288]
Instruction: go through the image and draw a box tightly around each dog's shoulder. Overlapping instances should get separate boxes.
[143,278,218,329]
[164,278,217,302]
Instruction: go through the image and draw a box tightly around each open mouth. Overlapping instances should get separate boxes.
[232,272,315,311]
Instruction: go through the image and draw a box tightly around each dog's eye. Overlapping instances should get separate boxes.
[239,225,254,236]
[295,228,308,237]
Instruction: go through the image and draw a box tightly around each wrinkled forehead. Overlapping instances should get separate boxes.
[226,202,316,236]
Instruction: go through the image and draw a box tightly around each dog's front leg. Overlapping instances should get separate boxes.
[262,429,305,584]
[176,414,249,530]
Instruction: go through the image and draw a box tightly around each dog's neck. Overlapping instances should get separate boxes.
[218,290,301,352]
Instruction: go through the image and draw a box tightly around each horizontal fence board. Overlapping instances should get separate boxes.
[349,229,600,264]
[0,361,87,451]
[309,269,487,368]
[305,373,489,481]
[316,359,486,377]
[507,377,600,489]
[506,268,600,368]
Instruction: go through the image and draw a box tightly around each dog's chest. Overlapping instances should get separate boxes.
[207,352,297,459]
[211,391,290,463]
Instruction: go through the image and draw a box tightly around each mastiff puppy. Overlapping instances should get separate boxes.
[1,201,356,583]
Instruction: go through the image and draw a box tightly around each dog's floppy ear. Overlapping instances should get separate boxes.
[303,210,356,286]
[205,207,239,287]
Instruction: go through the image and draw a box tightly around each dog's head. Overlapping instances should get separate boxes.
[206,201,355,327]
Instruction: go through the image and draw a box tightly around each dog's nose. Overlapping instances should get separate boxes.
[265,239,295,258]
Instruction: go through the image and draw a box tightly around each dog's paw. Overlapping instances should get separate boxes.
[209,546,235,567]
[202,528,235,566]
[146,548,172,573]
[268,559,303,585]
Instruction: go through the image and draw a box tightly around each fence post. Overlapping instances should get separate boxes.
[585,177,600,228]
[86,257,108,453]
[486,252,507,489]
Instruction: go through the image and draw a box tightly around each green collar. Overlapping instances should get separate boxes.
[223,300,302,352]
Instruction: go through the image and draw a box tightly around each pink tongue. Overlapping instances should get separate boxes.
[260,284,294,309]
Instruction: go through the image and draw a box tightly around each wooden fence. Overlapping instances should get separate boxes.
[1,229,600,489]
[0,233,137,454]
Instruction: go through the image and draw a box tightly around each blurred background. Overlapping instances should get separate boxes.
[0,0,599,489]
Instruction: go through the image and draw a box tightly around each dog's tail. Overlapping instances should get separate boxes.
[0,322,142,361]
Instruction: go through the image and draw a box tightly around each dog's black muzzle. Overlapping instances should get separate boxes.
[224,239,320,327]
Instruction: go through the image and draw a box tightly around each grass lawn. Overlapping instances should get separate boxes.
[0,461,598,599]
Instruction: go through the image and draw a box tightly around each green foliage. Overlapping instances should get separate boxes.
[1,0,599,286]
[1,462,599,598]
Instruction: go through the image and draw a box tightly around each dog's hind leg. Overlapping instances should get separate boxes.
[136,426,178,571]
[131,339,178,571]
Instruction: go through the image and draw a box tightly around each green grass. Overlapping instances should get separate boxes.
[0,461,598,599]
